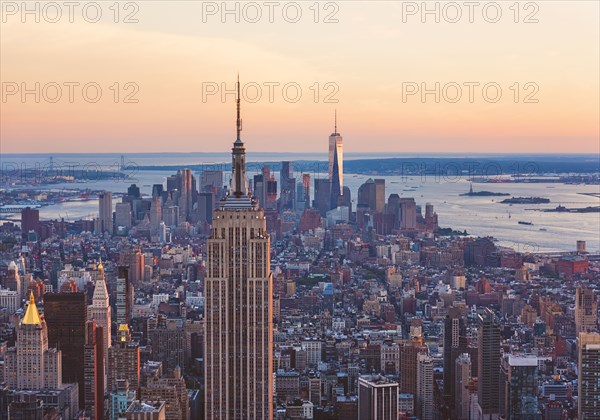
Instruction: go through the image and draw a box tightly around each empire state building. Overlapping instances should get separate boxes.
[205,78,273,419]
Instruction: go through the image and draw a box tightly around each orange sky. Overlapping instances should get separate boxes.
[1,1,598,153]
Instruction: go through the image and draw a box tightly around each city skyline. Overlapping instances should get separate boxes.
[0,2,598,419]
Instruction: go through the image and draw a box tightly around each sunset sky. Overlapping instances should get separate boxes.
[1,1,598,154]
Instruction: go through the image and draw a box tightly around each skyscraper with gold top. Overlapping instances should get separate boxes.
[5,292,62,390]
[89,259,112,393]
[205,77,273,419]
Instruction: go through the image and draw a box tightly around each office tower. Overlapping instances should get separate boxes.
[261,165,278,211]
[455,353,471,420]
[253,173,265,207]
[178,169,194,221]
[163,204,179,227]
[152,184,164,198]
[279,161,295,210]
[115,202,133,229]
[200,170,224,195]
[386,194,401,228]
[416,353,433,420]
[280,161,292,184]
[5,292,62,390]
[500,355,540,420]
[147,316,185,372]
[120,249,145,287]
[85,320,105,420]
[108,325,140,393]
[374,179,385,212]
[205,77,273,419]
[477,308,501,419]
[158,221,167,243]
[443,308,466,416]
[89,260,112,379]
[399,341,424,397]
[578,332,600,419]
[198,192,214,223]
[21,206,40,239]
[4,260,22,301]
[358,375,398,420]
[127,184,141,199]
[295,182,306,210]
[357,178,385,213]
[313,177,331,216]
[116,267,133,326]
[141,366,189,420]
[575,286,598,334]
[44,291,87,407]
[150,196,162,233]
[98,191,113,234]
[126,401,167,420]
[302,173,311,203]
[399,198,417,230]
[328,112,343,208]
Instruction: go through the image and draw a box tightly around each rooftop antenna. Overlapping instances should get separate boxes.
[334,109,337,134]
[236,73,242,141]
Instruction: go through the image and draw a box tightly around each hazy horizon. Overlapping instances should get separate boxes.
[2,1,598,154]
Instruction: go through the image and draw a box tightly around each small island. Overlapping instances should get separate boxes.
[501,196,550,204]
[543,205,600,213]
[460,184,510,197]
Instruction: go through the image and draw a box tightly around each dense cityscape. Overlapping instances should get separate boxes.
[0,82,598,420]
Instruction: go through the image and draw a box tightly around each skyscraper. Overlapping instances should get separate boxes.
[328,112,343,209]
[578,332,600,419]
[115,202,133,230]
[44,291,88,408]
[89,260,112,387]
[21,206,40,239]
[98,191,113,234]
[149,196,162,234]
[279,161,295,210]
[416,353,433,420]
[302,173,311,204]
[4,260,22,301]
[575,286,598,334]
[357,178,385,213]
[454,353,472,420]
[116,267,133,326]
[108,325,140,394]
[399,198,417,230]
[205,77,273,419]
[477,308,501,419]
[358,375,398,420]
[443,308,466,417]
[179,168,194,222]
[147,316,185,373]
[313,177,331,216]
[5,292,63,390]
[500,355,540,420]
[120,249,145,287]
[85,320,105,420]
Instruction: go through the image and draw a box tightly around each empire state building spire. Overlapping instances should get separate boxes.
[236,73,242,142]
[225,76,254,208]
